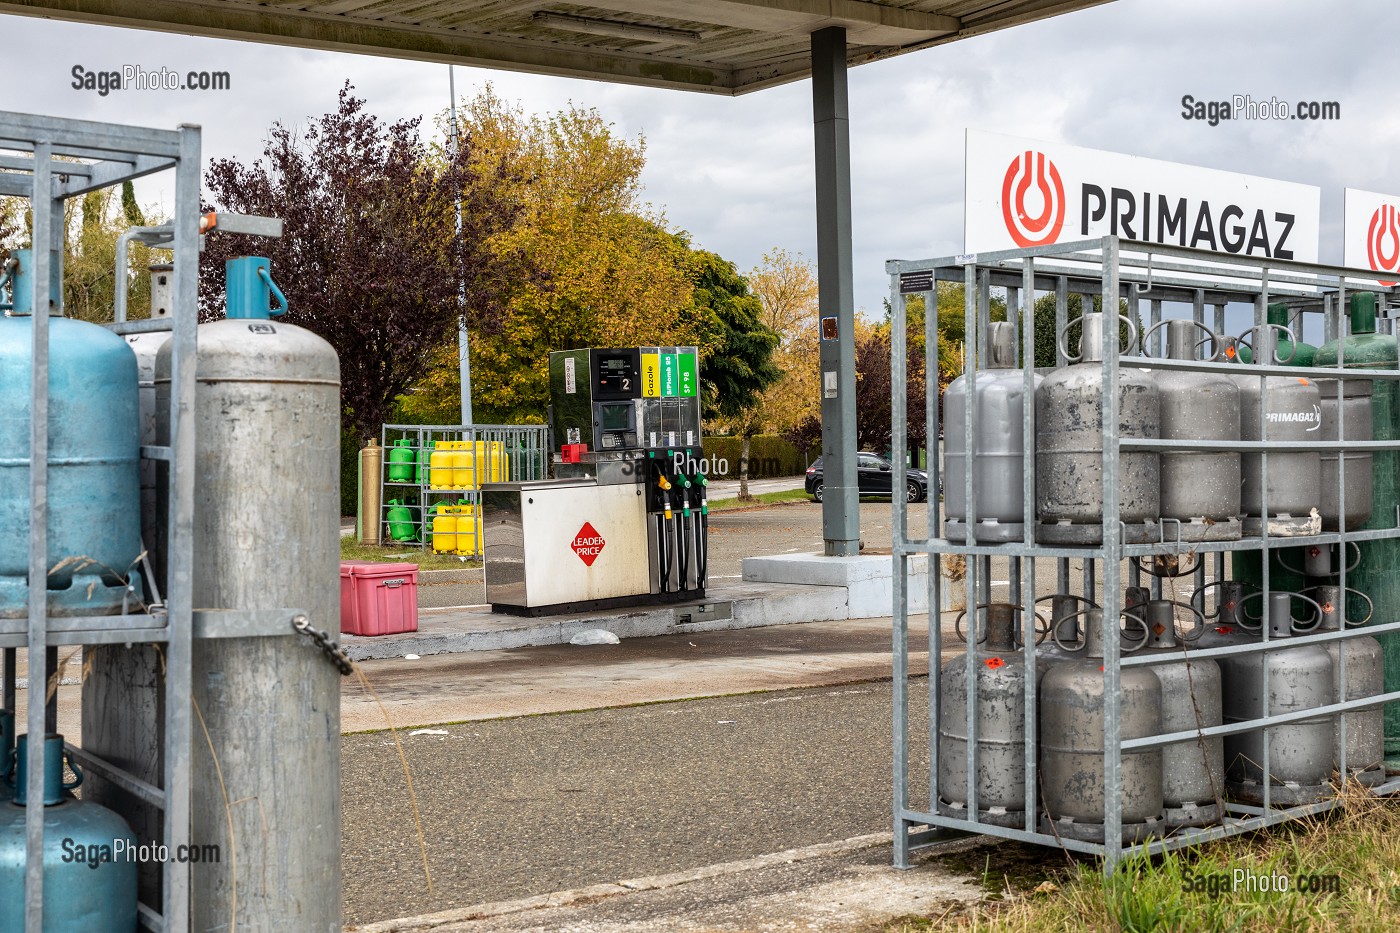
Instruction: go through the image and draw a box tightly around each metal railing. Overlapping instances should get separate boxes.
[378,423,550,557]
[1,112,201,932]
[888,236,1400,872]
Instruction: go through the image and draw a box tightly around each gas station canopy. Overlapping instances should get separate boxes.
[5,0,1110,93]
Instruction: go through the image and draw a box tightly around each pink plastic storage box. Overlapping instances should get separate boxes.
[340,561,419,636]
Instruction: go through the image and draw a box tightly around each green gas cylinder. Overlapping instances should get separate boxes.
[387,439,416,482]
[416,444,431,485]
[1314,292,1400,762]
[386,499,417,542]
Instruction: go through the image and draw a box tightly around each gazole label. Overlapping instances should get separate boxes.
[965,129,1320,262]
[641,353,661,397]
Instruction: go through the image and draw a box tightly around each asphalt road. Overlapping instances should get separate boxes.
[341,679,933,926]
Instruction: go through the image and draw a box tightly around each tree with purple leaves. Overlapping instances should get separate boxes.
[198,82,528,440]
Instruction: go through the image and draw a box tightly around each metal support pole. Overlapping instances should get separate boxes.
[889,281,910,868]
[1055,278,1069,366]
[1099,237,1124,872]
[812,26,859,556]
[25,141,54,933]
[449,66,473,425]
[161,124,203,930]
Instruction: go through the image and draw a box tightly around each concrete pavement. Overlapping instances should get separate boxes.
[348,831,994,933]
[342,613,933,733]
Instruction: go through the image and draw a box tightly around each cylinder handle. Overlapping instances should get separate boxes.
[1132,553,1202,579]
[259,266,288,318]
[1239,589,1324,633]
[1141,318,1223,362]
[1057,312,1139,364]
[1051,606,1149,654]
[1299,585,1375,627]
[1190,579,1260,623]
[953,603,1049,648]
[1235,322,1300,364]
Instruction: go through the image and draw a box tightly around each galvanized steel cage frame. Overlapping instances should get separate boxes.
[1,113,310,931]
[378,423,551,557]
[888,235,1400,873]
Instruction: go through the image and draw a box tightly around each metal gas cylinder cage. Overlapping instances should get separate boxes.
[0,112,314,932]
[886,236,1400,875]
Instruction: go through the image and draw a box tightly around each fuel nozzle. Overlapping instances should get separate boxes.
[656,473,673,519]
[677,468,692,516]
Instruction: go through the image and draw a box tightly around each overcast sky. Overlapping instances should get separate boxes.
[7,0,1399,333]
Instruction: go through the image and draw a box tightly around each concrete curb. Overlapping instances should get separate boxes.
[342,583,850,660]
[417,569,482,585]
[347,833,894,932]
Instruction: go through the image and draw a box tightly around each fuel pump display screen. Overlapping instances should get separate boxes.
[600,403,633,432]
[592,350,641,400]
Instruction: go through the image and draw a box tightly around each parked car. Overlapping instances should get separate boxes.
[805,453,930,503]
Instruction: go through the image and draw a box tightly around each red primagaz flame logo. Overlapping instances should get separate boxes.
[1366,203,1400,287]
[1001,151,1066,247]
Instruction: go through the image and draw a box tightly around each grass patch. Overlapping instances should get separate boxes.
[339,537,481,571]
[918,785,1400,933]
[707,488,814,511]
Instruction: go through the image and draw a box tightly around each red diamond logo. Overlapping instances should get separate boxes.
[572,522,605,567]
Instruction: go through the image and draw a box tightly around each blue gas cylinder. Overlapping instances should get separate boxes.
[0,248,144,618]
[0,734,139,931]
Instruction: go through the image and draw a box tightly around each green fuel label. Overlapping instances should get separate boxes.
[677,351,698,397]
[660,353,678,397]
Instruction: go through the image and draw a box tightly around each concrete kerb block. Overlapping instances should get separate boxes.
[557,609,672,644]
[740,552,929,618]
[728,586,848,628]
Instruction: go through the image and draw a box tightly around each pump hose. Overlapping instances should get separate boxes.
[695,475,708,588]
[656,510,670,593]
[677,499,690,590]
[697,510,707,588]
[663,501,674,588]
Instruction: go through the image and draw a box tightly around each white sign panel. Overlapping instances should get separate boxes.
[1343,188,1400,285]
[965,130,1320,262]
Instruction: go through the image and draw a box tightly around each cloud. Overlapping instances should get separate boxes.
[3,0,1398,317]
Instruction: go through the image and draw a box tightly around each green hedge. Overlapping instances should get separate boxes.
[701,434,818,478]
[341,431,362,517]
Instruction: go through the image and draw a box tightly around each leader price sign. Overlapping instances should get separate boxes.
[1343,188,1400,286]
[965,130,1320,262]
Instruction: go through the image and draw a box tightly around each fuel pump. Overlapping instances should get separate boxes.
[483,346,707,614]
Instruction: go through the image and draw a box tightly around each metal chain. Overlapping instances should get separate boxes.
[292,615,355,676]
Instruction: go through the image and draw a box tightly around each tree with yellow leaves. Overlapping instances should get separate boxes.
[398,85,703,425]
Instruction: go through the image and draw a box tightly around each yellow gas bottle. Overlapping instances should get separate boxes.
[477,441,509,483]
[453,502,478,555]
[432,504,457,553]
[451,441,478,489]
[429,441,456,490]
